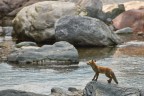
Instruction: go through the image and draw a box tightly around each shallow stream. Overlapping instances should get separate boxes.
[0,34,144,95]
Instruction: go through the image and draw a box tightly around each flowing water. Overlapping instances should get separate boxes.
[0,34,144,95]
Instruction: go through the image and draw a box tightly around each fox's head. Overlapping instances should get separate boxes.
[87,60,96,65]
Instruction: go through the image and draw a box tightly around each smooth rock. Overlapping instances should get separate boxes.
[7,41,79,65]
[83,81,141,96]
[55,15,122,46]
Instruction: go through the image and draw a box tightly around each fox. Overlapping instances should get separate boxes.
[87,60,118,84]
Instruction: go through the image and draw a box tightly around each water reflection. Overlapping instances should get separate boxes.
[9,63,79,73]
[0,34,144,95]
[77,47,116,60]
[118,34,144,42]
[115,47,144,56]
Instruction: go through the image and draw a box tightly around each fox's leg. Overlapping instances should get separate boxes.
[105,73,112,83]
[95,73,99,81]
[92,73,96,80]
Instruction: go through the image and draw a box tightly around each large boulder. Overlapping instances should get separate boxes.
[7,41,79,65]
[0,0,103,26]
[112,8,144,33]
[12,0,103,42]
[55,15,122,46]
[12,1,77,42]
[83,81,142,96]
[0,0,62,26]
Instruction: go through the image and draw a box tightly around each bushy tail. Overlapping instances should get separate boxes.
[111,71,118,84]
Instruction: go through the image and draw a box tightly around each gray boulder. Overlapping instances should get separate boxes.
[55,15,122,46]
[12,0,104,43]
[0,89,46,96]
[12,1,77,42]
[7,41,79,64]
[83,81,141,96]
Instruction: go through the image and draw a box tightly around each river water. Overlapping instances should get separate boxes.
[0,34,144,95]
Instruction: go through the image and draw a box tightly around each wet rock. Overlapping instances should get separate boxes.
[55,15,122,46]
[115,27,133,34]
[15,41,37,48]
[49,87,83,96]
[83,81,141,96]
[0,89,47,96]
[113,8,144,33]
[7,41,79,65]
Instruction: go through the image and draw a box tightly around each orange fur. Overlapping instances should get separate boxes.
[87,60,118,84]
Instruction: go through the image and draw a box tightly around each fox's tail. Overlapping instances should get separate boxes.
[111,71,118,84]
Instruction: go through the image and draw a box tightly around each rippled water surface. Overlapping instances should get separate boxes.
[0,34,144,95]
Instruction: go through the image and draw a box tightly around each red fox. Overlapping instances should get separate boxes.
[87,60,118,84]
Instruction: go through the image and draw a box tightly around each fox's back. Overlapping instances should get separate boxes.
[97,66,112,74]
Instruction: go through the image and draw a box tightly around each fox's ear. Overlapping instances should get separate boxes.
[92,59,96,62]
